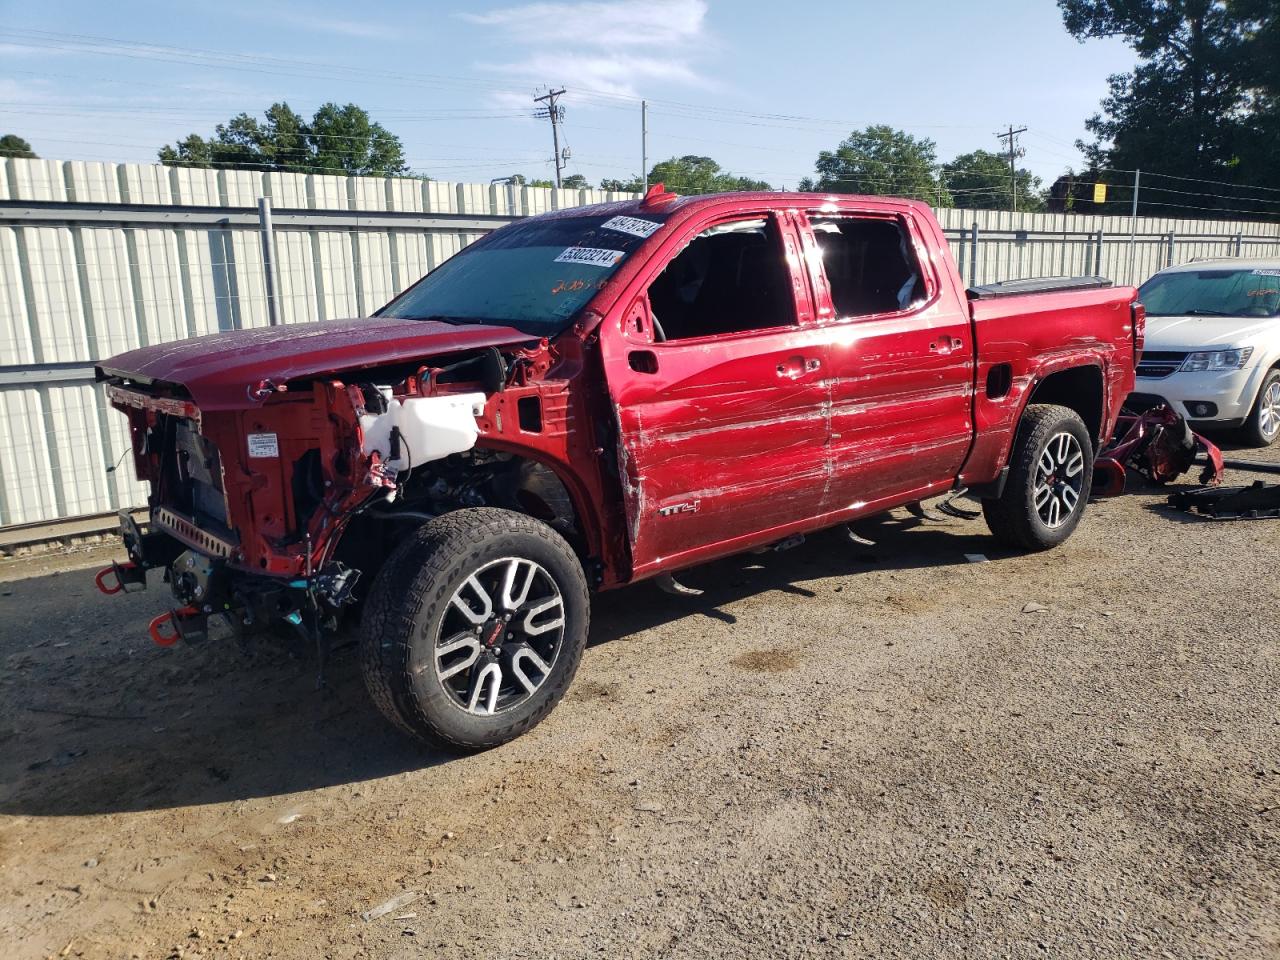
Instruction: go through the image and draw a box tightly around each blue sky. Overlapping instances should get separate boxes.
[0,0,1136,188]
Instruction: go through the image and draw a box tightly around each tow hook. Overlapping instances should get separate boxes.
[95,561,147,596]
[148,605,202,647]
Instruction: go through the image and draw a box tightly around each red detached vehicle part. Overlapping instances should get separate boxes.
[1095,404,1224,493]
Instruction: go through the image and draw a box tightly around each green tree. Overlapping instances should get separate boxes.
[942,149,1044,211]
[159,102,407,176]
[799,126,951,204]
[1060,0,1280,216]
[0,134,36,159]
[600,175,643,192]
[307,102,406,176]
[630,155,770,194]
[1046,169,1117,213]
[560,173,589,189]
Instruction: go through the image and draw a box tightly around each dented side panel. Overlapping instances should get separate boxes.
[961,287,1137,485]
[609,327,831,573]
[598,209,830,577]
[805,209,976,511]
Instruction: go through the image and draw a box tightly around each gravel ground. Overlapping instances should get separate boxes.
[1,442,1279,960]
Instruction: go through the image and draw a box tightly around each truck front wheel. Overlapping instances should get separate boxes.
[982,404,1094,551]
[360,508,590,751]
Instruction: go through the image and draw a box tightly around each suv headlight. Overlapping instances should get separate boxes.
[1181,347,1253,372]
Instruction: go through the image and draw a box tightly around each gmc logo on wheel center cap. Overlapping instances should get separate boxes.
[484,621,505,648]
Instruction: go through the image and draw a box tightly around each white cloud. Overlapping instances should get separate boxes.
[0,42,71,57]
[462,0,712,100]
[488,52,706,98]
[462,0,707,49]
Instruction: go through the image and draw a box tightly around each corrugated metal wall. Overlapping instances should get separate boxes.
[0,158,635,529]
[3,156,1280,531]
[931,206,1280,288]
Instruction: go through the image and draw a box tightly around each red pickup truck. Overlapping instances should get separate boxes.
[95,186,1142,750]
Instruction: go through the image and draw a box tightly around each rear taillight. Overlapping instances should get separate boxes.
[1132,300,1146,361]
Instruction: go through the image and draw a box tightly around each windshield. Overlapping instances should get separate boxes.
[378,211,668,336]
[1139,268,1280,318]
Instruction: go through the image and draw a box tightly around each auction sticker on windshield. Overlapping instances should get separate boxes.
[554,247,626,267]
[601,215,662,239]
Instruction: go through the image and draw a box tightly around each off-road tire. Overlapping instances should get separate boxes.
[982,404,1094,551]
[1241,367,1280,448]
[360,508,590,752]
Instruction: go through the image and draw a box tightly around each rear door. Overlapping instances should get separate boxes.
[599,209,830,577]
[797,207,974,510]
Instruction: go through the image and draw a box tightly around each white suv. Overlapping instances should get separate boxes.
[1133,259,1280,446]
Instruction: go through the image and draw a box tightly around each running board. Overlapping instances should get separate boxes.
[655,572,704,597]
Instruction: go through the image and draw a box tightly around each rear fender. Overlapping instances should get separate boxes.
[961,353,1108,487]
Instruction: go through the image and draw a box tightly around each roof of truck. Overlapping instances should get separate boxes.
[536,188,931,222]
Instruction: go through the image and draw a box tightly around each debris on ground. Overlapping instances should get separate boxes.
[362,891,420,922]
[1167,481,1280,519]
[1095,404,1224,493]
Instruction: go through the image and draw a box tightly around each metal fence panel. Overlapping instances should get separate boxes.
[3,155,1280,531]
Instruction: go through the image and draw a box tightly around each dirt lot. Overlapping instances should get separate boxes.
[2,444,1279,960]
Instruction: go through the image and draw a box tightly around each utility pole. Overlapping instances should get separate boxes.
[1128,168,1141,284]
[995,125,1028,213]
[533,87,567,188]
[641,99,648,192]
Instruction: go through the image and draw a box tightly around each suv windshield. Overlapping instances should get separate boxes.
[1139,267,1280,318]
[378,211,667,336]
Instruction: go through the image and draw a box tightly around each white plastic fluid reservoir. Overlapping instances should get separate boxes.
[359,392,486,471]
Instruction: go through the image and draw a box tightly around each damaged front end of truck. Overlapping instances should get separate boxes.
[92,316,610,673]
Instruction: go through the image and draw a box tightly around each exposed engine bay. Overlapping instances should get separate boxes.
[96,337,605,668]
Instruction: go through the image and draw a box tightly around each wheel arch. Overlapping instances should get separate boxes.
[1021,363,1106,450]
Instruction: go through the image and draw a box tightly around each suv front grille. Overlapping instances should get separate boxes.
[1136,351,1187,379]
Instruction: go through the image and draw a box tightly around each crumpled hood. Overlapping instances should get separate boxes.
[97,316,535,410]
[1143,313,1280,351]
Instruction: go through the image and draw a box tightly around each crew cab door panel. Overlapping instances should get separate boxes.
[600,211,828,577]
[798,210,974,509]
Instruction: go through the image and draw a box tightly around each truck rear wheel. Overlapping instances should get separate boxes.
[982,404,1094,551]
[360,508,590,751]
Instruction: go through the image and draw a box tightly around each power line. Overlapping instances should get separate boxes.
[11,27,1280,210]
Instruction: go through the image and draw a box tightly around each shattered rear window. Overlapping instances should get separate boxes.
[379,212,668,337]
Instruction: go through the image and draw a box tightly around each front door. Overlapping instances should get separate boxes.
[600,212,830,578]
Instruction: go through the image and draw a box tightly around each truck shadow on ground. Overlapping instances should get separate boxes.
[0,514,999,818]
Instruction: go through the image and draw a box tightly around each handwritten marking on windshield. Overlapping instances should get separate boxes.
[551,278,610,296]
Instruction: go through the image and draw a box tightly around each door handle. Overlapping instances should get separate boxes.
[628,350,658,374]
[929,337,964,355]
[777,356,821,378]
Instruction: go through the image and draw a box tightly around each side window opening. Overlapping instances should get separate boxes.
[647,217,795,341]
[811,216,924,318]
